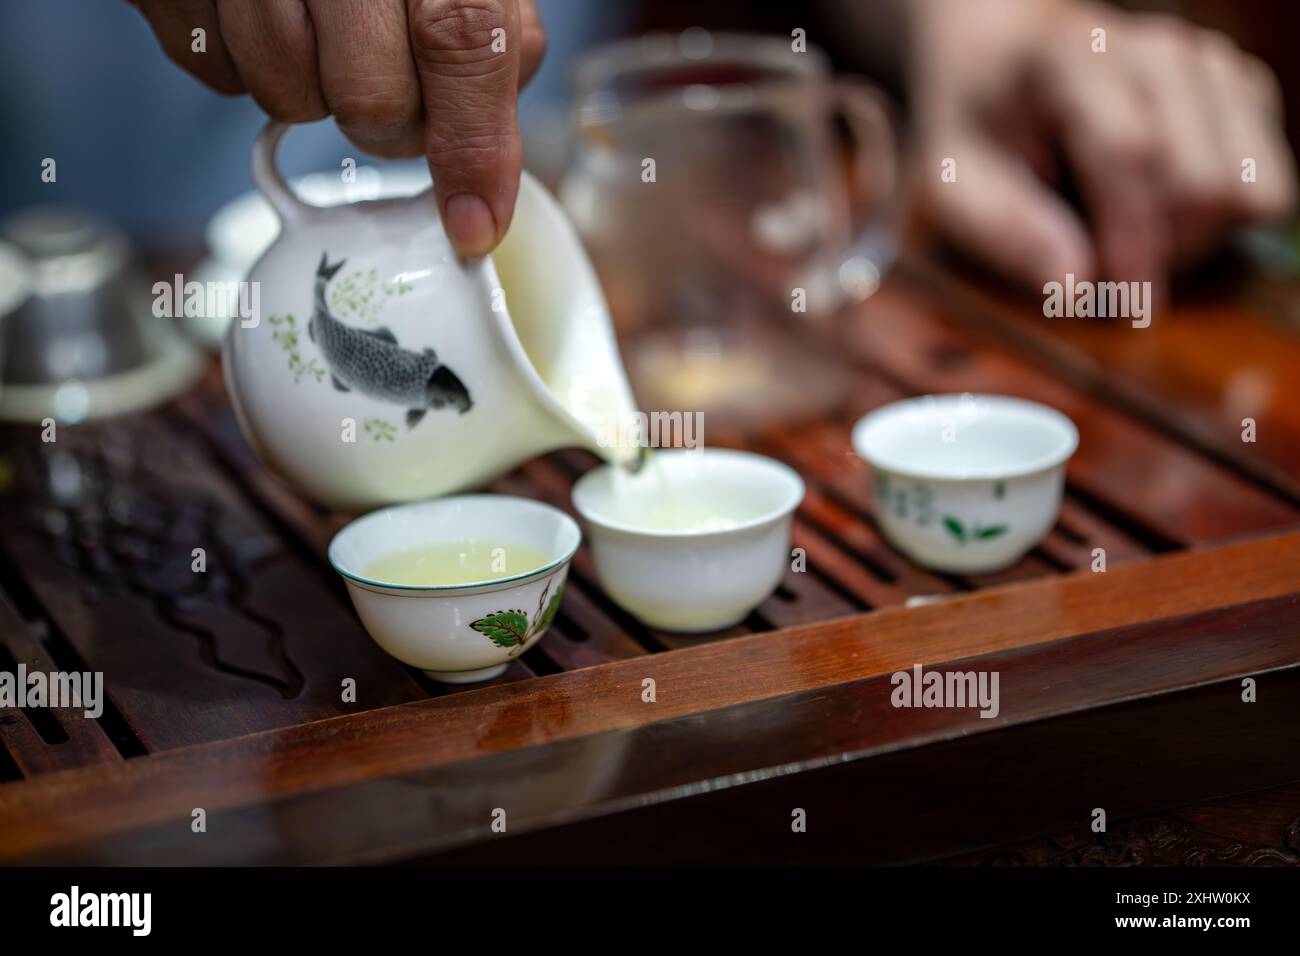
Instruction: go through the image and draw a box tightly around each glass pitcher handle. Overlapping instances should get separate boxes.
[831,78,903,304]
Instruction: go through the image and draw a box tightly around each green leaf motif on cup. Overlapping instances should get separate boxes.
[536,582,564,634]
[470,578,566,655]
[470,610,530,649]
[893,489,908,519]
[912,483,934,525]
[883,477,1011,547]
[874,472,891,505]
[942,516,1009,545]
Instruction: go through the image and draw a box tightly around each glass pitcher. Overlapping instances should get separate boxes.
[560,30,902,426]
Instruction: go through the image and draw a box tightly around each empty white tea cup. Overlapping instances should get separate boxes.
[572,449,805,632]
[851,394,1078,573]
[329,495,580,682]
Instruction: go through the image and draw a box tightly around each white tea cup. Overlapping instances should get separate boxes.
[851,394,1078,573]
[572,449,804,632]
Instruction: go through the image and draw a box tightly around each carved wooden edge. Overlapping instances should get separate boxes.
[2,529,1299,863]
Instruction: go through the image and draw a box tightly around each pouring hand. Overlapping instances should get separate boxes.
[130,0,545,257]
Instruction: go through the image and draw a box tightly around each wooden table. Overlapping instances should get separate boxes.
[1,256,1298,865]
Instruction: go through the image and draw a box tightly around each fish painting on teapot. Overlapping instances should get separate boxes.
[224,122,642,513]
[309,253,472,427]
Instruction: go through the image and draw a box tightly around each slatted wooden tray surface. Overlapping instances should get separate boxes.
[1,260,1298,863]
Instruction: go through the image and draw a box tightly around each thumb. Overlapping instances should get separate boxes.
[925,141,1096,290]
[408,0,522,257]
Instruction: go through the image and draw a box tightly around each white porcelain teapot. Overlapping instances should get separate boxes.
[224,123,641,513]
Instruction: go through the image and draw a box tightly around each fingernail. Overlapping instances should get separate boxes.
[443,194,497,257]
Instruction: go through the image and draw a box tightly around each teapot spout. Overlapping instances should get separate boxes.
[621,445,649,474]
[488,172,647,468]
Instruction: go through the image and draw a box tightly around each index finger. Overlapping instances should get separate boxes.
[407,0,523,257]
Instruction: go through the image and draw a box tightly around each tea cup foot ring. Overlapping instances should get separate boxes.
[424,663,508,684]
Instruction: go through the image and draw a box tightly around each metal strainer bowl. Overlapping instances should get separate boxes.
[0,207,202,423]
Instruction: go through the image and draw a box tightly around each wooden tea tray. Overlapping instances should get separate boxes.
[1,258,1298,865]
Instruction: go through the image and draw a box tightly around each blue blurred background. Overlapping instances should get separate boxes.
[0,0,627,248]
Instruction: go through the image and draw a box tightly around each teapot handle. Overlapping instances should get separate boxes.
[251,122,315,226]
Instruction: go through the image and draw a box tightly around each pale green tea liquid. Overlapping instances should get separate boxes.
[364,540,551,586]
[609,450,749,532]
